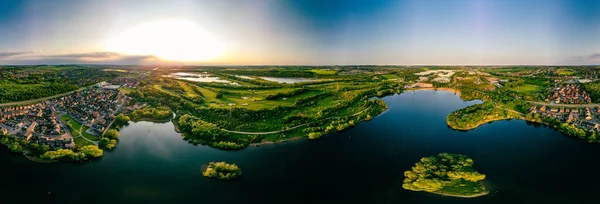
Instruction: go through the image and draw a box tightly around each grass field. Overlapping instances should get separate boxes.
[509,84,542,93]
[557,69,575,76]
[61,114,82,131]
[309,69,336,75]
[381,74,399,80]
[74,137,93,147]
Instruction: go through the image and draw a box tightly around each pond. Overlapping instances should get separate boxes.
[164,72,238,85]
[259,76,316,84]
[1,90,599,203]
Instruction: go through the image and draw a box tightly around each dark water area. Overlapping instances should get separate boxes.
[2,90,600,204]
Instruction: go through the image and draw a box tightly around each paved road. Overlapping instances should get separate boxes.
[0,84,96,107]
[222,107,372,135]
[527,101,599,108]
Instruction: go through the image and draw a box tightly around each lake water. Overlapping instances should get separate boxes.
[259,76,316,83]
[1,90,600,204]
[165,72,238,85]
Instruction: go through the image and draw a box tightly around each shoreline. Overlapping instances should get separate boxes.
[431,190,489,198]
[407,87,462,96]
[130,117,173,123]
[448,116,517,131]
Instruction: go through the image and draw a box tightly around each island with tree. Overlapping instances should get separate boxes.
[202,161,243,180]
[403,153,488,198]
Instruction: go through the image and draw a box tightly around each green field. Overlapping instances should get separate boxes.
[61,114,82,131]
[557,69,575,76]
[309,69,336,75]
[381,74,400,80]
[509,84,542,93]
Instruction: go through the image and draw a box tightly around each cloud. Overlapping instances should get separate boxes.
[0,51,160,65]
[568,53,600,64]
[48,52,122,59]
[0,51,40,59]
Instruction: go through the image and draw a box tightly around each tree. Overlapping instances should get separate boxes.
[9,143,22,153]
[308,132,322,140]
[80,145,103,158]
[98,138,110,148]
[115,114,130,126]
[105,129,120,139]
[203,161,242,180]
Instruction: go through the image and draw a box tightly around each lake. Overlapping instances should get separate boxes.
[164,72,238,85]
[259,76,316,83]
[1,90,599,204]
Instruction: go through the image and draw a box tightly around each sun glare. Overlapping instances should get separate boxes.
[105,19,225,62]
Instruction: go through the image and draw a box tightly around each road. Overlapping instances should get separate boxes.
[222,107,372,135]
[0,84,97,107]
[527,101,599,108]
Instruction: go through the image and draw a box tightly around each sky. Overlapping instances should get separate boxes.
[0,0,599,65]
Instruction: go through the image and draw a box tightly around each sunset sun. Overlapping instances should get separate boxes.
[105,19,225,62]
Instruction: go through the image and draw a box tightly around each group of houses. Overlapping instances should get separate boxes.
[54,88,120,136]
[0,87,122,150]
[0,102,73,149]
[546,84,592,104]
[530,105,600,133]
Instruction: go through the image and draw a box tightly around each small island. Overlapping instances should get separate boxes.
[202,161,242,180]
[403,153,488,198]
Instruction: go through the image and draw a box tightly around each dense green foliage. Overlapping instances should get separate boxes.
[583,81,600,103]
[130,106,173,121]
[40,149,85,161]
[114,114,130,126]
[39,145,103,161]
[0,66,117,103]
[99,138,118,149]
[403,153,487,196]
[177,114,259,150]
[202,161,242,180]
[104,129,120,140]
[446,102,515,130]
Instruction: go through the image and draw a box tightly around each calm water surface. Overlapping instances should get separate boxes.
[259,76,316,83]
[1,90,599,204]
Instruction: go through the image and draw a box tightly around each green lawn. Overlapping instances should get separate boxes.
[381,74,400,80]
[81,126,100,141]
[74,137,93,147]
[557,69,575,76]
[61,114,82,131]
[509,84,542,93]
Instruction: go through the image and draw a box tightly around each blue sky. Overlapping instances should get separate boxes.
[0,0,599,65]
